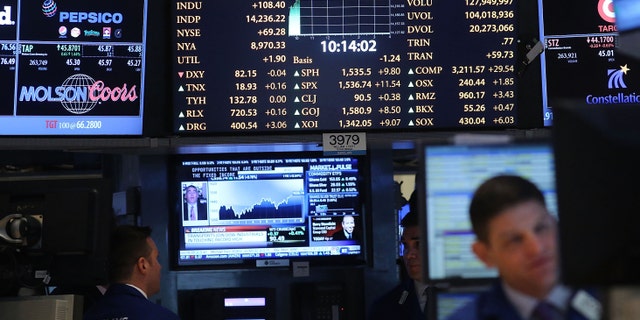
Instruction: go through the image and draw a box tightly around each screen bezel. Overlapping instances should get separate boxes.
[168,151,370,271]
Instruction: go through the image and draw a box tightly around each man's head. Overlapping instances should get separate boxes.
[108,225,162,297]
[341,215,355,234]
[469,175,558,298]
[400,210,422,282]
[184,185,199,205]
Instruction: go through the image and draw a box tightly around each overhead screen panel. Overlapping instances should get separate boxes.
[538,0,640,126]
[0,0,147,135]
[172,1,533,134]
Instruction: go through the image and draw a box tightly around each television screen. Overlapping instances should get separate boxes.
[538,0,640,126]
[170,152,368,269]
[0,0,147,135]
[417,139,556,283]
[172,1,540,134]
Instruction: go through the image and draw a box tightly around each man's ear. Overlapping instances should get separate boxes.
[136,257,148,273]
[472,241,496,268]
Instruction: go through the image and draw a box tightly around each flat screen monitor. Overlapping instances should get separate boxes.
[171,1,546,134]
[169,152,368,269]
[435,290,483,320]
[553,101,640,286]
[418,139,557,283]
[538,0,640,126]
[0,0,148,135]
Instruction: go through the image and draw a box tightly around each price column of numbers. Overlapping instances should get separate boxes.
[376,60,404,129]
[0,42,17,115]
[241,1,289,131]
[335,67,374,129]
[81,44,143,72]
[460,0,517,127]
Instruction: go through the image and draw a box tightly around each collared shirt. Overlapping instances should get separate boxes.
[126,283,148,299]
[502,281,572,319]
[414,280,429,312]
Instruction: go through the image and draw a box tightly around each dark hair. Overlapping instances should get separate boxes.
[108,225,152,283]
[469,175,546,243]
[400,210,419,228]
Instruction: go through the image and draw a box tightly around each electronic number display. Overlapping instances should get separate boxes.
[0,0,147,135]
[539,0,640,126]
[173,0,520,134]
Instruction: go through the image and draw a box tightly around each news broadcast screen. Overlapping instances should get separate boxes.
[170,152,368,269]
[0,0,147,135]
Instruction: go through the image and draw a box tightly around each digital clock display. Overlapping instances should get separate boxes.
[173,0,526,134]
[0,0,147,135]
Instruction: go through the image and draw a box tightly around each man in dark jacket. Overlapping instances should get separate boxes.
[183,185,207,221]
[83,225,180,320]
[368,210,428,320]
[446,175,602,320]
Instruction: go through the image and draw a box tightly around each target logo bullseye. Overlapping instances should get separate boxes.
[598,0,616,23]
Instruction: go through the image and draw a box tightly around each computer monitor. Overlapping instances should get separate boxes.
[434,289,485,320]
[417,137,557,284]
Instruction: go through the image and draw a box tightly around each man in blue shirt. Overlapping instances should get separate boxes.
[447,175,601,320]
[83,225,180,320]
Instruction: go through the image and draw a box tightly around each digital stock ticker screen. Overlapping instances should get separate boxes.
[173,0,522,134]
[539,0,640,126]
[0,0,147,135]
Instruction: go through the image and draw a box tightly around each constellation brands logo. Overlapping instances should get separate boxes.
[586,65,640,104]
[18,74,139,114]
[41,0,123,24]
[0,6,16,26]
[607,65,629,89]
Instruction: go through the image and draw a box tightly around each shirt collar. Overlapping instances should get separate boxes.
[502,281,572,319]
[414,280,428,297]
[126,283,148,299]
